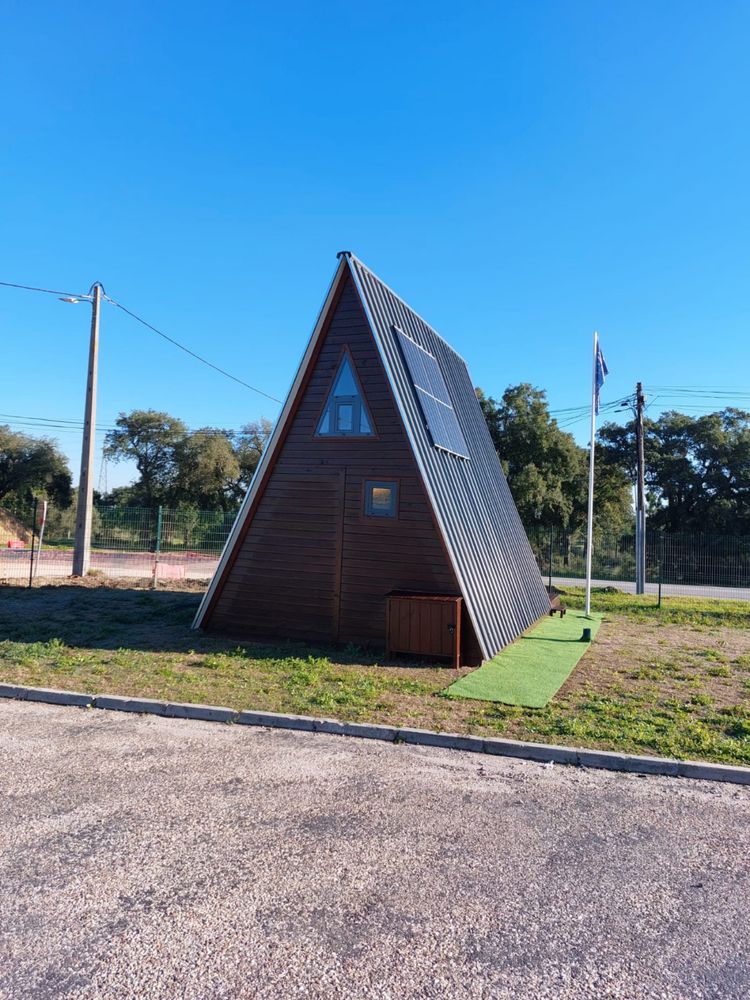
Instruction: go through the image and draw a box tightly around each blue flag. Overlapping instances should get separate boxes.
[595,340,608,415]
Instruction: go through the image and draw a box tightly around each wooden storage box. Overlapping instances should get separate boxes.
[386,593,462,669]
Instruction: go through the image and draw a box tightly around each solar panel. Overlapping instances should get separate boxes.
[395,328,469,459]
[395,332,451,405]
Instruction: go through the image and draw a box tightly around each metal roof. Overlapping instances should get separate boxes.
[195,253,550,656]
[346,254,551,656]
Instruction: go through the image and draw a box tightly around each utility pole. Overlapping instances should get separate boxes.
[72,283,103,576]
[634,381,647,594]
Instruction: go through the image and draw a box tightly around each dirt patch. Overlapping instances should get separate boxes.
[556,616,750,709]
[0,509,31,546]
[21,575,208,592]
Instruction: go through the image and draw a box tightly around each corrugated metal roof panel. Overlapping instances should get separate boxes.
[347,254,550,658]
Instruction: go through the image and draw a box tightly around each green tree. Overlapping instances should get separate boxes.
[478,385,632,533]
[104,410,188,507]
[479,385,581,528]
[103,410,274,510]
[599,408,750,533]
[43,489,102,542]
[576,449,634,536]
[0,425,72,507]
[232,419,273,497]
[175,428,240,510]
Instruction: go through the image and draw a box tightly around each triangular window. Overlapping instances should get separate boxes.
[316,354,374,436]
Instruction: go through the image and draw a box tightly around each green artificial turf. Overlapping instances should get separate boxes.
[446,609,603,708]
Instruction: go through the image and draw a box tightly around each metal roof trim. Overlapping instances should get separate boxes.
[347,254,470,367]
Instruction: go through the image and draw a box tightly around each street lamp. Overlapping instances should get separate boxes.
[63,283,103,576]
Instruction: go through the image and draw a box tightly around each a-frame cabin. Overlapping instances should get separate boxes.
[193,253,550,665]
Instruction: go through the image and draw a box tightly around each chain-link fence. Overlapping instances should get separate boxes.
[0,502,237,583]
[2,501,750,599]
[527,527,750,601]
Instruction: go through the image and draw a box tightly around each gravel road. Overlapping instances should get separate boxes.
[0,701,748,1000]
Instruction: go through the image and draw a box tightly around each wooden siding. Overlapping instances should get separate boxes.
[207,273,479,657]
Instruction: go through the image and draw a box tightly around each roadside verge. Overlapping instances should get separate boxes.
[1,682,748,786]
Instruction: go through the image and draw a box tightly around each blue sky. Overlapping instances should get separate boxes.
[2,1,748,490]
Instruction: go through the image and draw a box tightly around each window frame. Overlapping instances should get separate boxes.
[364,480,399,519]
[332,396,359,435]
[314,346,376,440]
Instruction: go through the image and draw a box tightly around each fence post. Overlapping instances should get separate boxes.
[548,527,554,592]
[152,505,163,589]
[658,533,663,608]
[28,497,38,589]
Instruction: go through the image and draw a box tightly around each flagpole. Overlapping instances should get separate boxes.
[584,330,598,617]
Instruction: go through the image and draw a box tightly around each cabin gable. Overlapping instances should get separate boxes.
[205,272,479,654]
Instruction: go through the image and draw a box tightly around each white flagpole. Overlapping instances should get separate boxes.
[584,331,598,617]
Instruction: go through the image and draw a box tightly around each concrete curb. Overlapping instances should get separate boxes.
[165,703,237,723]
[0,683,95,708]
[94,695,168,715]
[1,683,749,785]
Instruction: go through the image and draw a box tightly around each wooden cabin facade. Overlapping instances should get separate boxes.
[194,254,551,665]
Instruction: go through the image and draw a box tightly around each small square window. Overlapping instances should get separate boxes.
[365,480,398,518]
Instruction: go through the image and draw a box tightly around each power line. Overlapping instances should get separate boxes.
[0,411,118,428]
[0,415,118,435]
[1,423,110,436]
[648,404,750,414]
[554,396,632,429]
[548,405,591,416]
[0,279,89,299]
[555,388,750,430]
[647,384,750,391]
[647,390,750,399]
[104,295,282,404]
[550,397,632,416]
[643,393,750,407]
[0,410,256,436]
[1,277,282,405]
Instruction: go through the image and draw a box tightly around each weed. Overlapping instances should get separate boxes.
[706,665,731,678]
[201,655,225,671]
[698,649,728,663]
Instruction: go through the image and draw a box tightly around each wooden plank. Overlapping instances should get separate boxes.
[397,598,410,652]
[223,565,338,585]
[334,466,346,641]
[453,597,463,669]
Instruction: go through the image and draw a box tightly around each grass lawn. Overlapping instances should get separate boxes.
[1,579,749,766]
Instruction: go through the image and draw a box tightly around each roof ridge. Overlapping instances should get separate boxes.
[345,253,469,367]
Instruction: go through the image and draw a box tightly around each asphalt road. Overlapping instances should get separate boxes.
[2,549,749,600]
[1,702,748,1000]
[552,576,750,601]
[0,550,216,582]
